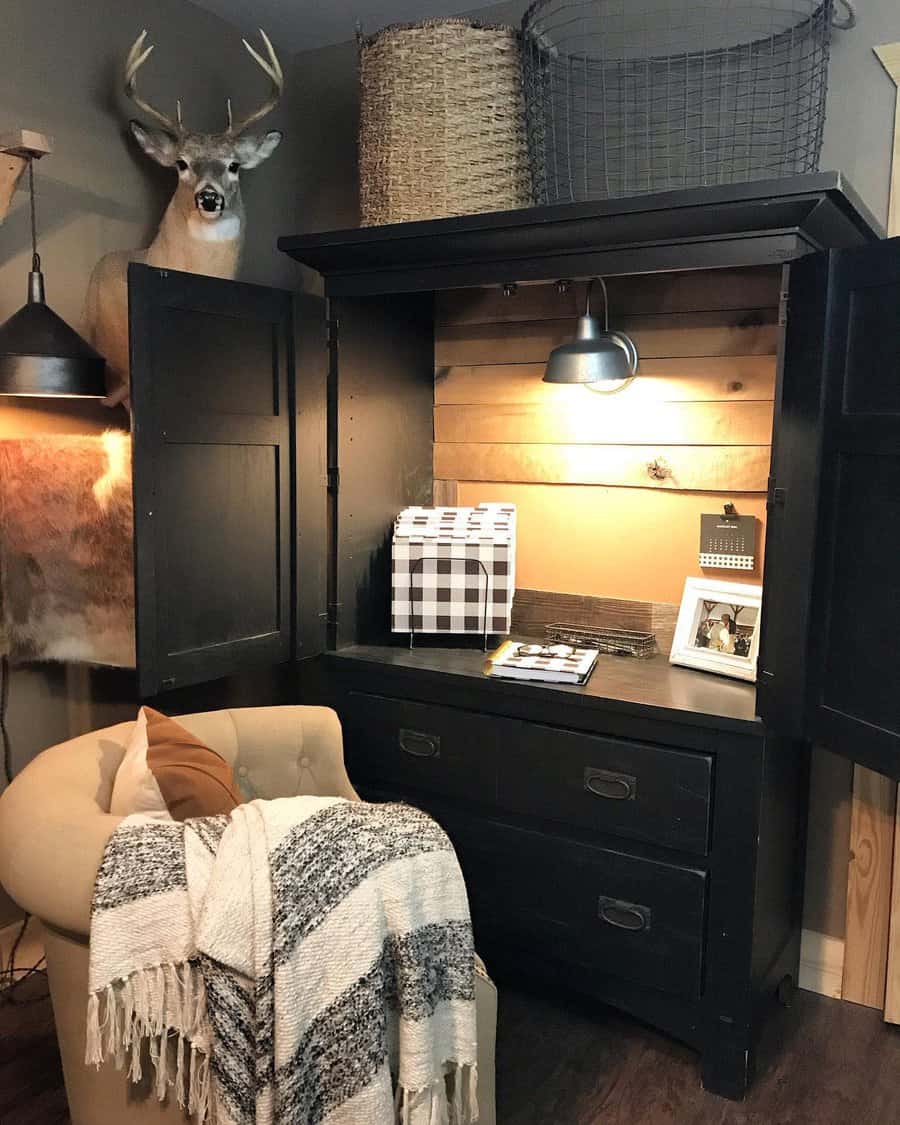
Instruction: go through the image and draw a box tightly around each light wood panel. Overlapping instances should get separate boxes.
[435,357,777,405]
[436,401,774,446]
[435,309,779,367]
[0,153,26,224]
[884,794,900,1022]
[432,478,459,506]
[511,588,680,654]
[457,482,768,605]
[436,443,769,491]
[436,266,783,324]
[0,131,52,224]
[842,766,897,1009]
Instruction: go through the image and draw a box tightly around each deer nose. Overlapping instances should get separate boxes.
[195,188,223,213]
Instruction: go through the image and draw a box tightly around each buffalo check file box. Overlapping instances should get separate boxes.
[391,504,516,636]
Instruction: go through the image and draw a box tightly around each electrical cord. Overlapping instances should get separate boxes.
[0,655,49,1003]
[0,915,47,1004]
[1,653,11,787]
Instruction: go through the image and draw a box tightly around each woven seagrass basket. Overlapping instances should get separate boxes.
[358,19,534,226]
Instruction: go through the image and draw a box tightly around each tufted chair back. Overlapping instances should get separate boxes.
[0,706,358,938]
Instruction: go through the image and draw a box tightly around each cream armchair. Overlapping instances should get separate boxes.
[0,706,497,1125]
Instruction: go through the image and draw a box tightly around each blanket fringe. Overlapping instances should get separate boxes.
[86,960,211,1124]
[397,1063,478,1125]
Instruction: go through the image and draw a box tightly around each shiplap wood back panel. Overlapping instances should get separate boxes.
[455,482,769,606]
[433,267,781,607]
[435,401,775,445]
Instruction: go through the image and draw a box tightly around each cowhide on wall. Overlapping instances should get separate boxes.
[0,432,135,667]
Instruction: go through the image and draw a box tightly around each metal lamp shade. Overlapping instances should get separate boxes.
[0,269,105,397]
[543,314,638,385]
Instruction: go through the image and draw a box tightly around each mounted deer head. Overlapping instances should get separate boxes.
[125,28,283,228]
[85,29,284,408]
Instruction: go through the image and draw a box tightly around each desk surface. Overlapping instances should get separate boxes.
[329,642,762,735]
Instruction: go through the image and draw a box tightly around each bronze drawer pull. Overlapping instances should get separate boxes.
[584,767,637,801]
[398,728,441,759]
[598,896,651,932]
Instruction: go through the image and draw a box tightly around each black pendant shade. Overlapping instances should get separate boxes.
[0,159,105,398]
[0,268,106,396]
[543,277,639,386]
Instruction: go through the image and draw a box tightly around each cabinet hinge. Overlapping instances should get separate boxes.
[324,602,341,627]
[778,289,789,328]
[327,466,340,493]
[326,318,339,347]
[766,476,786,509]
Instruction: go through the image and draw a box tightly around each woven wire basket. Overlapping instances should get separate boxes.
[358,19,534,226]
[522,0,846,203]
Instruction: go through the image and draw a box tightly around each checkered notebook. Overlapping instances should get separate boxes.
[392,504,516,635]
[484,640,600,685]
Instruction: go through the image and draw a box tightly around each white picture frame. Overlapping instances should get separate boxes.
[669,577,763,683]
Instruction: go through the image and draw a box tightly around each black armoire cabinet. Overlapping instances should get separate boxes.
[128,174,900,1098]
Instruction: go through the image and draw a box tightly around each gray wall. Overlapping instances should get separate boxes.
[822,0,899,230]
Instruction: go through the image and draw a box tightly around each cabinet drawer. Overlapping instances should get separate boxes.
[497,723,712,856]
[341,692,496,802]
[453,821,707,1000]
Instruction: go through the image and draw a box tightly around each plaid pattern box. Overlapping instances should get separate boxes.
[392,504,516,635]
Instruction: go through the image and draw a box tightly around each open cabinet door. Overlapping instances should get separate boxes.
[129,264,294,697]
[804,238,900,777]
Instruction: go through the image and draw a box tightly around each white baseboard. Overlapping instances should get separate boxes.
[799,927,844,999]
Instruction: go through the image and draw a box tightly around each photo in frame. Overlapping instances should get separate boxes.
[669,577,763,682]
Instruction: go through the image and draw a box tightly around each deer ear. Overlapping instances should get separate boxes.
[130,121,179,167]
[234,130,282,170]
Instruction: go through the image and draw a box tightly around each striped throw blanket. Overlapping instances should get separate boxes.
[87,796,478,1125]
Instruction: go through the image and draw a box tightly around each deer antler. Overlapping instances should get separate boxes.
[227,29,283,136]
[125,30,185,136]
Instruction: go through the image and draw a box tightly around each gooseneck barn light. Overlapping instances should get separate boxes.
[543,277,639,388]
[0,158,105,397]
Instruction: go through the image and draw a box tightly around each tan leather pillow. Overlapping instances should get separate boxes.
[110,706,242,821]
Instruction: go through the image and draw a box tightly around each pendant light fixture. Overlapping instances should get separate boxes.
[543,277,639,389]
[0,158,105,397]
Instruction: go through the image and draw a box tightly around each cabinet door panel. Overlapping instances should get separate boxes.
[806,239,900,776]
[129,264,294,696]
[756,255,825,737]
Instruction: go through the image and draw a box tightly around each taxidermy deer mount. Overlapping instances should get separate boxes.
[85,29,283,407]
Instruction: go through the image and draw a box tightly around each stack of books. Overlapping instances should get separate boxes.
[484,639,599,686]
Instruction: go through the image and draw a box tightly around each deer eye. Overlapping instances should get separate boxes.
[228,162,240,174]
[175,159,189,172]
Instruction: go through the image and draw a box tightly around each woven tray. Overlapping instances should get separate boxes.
[544,622,657,659]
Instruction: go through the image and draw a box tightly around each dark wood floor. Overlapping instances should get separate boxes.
[495,984,900,1124]
[0,973,69,1125]
[3,975,900,1123]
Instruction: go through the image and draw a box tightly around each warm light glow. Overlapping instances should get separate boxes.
[585,375,636,395]
[0,391,105,398]
[92,430,131,509]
